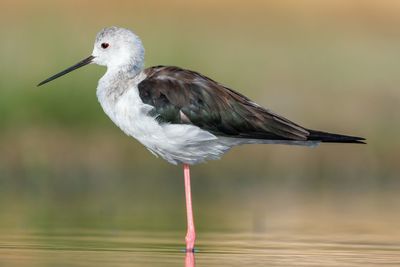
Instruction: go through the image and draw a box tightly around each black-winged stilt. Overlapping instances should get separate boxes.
[38,26,365,252]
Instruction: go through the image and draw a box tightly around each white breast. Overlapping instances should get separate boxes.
[96,71,233,165]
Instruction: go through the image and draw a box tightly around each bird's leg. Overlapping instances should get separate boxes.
[183,163,196,252]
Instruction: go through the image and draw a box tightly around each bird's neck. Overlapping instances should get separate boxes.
[97,64,146,109]
[99,62,143,94]
[98,68,133,102]
[106,61,143,79]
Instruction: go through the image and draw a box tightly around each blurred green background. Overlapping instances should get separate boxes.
[0,1,399,233]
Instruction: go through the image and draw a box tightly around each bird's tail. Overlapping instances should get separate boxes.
[307,129,366,144]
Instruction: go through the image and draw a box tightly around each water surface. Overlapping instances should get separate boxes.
[1,225,399,267]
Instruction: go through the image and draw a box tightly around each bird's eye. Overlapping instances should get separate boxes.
[101,43,109,49]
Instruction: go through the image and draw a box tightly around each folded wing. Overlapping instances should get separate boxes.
[138,66,364,144]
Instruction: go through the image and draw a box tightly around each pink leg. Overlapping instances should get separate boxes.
[183,163,196,252]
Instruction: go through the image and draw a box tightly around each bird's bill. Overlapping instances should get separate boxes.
[37,55,95,87]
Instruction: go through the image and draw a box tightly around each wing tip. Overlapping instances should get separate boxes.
[308,129,366,144]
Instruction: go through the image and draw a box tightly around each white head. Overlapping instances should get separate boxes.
[37,26,145,86]
[92,27,145,72]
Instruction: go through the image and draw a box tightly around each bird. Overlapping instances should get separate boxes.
[37,26,365,252]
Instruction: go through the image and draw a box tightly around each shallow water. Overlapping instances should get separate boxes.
[1,226,399,267]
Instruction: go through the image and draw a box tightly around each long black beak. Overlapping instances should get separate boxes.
[37,55,95,87]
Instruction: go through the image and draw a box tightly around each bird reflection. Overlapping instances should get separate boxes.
[185,251,195,267]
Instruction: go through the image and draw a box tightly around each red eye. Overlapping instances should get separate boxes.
[101,43,109,49]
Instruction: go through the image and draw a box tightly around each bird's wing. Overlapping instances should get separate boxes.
[138,66,310,140]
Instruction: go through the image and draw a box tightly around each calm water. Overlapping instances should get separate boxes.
[1,226,399,267]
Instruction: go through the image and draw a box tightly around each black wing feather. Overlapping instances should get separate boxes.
[138,66,365,144]
[138,66,309,140]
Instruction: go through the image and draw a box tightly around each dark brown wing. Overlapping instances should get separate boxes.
[138,66,310,141]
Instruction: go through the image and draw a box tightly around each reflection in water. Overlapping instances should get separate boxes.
[185,252,195,267]
[0,228,399,266]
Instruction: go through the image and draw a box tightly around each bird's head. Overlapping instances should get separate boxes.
[92,27,144,70]
[37,26,145,87]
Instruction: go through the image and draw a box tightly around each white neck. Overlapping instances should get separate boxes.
[96,66,146,114]
[105,62,143,79]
